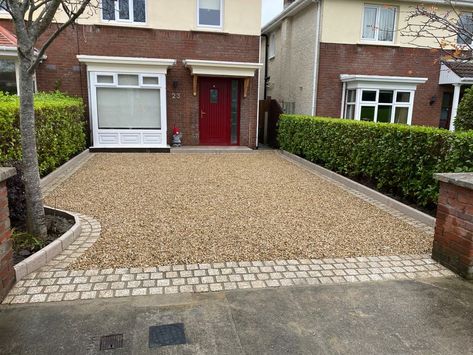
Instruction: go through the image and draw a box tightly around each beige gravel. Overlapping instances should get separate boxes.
[45,152,433,269]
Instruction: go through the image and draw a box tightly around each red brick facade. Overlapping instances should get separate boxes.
[317,42,448,127]
[0,20,260,148]
[0,179,15,301]
[433,180,473,279]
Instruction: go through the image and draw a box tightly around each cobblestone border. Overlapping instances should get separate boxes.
[2,213,455,305]
[14,208,82,281]
[278,150,435,233]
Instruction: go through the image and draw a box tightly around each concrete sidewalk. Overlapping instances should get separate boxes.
[1,277,472,354]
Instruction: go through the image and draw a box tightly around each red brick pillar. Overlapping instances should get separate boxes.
[433,173,473,279]
[0,168,16,301]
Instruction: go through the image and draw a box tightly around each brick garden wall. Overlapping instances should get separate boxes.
[0,176,15,301]
[433,180,473,279]
[0,21,260,148]
[317,42,447,127]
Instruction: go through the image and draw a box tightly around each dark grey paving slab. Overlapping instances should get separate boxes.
[1,277,472,355]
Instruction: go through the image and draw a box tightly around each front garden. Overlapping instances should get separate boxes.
[0,92,86,262]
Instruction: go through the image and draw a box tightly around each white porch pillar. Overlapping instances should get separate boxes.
[450,83,461,131]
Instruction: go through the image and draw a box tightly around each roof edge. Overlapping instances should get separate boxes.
[262,0,316,34]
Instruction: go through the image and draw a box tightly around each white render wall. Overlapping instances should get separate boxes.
[264,2,318,115]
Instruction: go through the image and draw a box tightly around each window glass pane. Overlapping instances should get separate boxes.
[210,89,218,104]
[97,88,161,129]
[0,0,7,11]
[269,33,276,58]
[362,90,376,102]
[119,0,130,20]
[362,7,377,39]
[360,106,375,121]
[199,0,221,26]
[97,75,114,84]
[231,80,239,144]
[377,105,392,123]
[347,89,356,103]
[0,59,17,94]
[378,7,396,41]
[458,13,473,45]
[379,90,393,103]
[102,0,115,20]
[396,92,411,103]
[346,104,355,119]
[143,76,159,85]
[394,107,409,124]
[133,0,146,22]
[118,74,139,86]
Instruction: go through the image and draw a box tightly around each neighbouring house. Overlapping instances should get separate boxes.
[261,0,473,131]
[0,0,262,149]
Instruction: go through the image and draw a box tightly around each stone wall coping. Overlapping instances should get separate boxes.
[0,167,16,182]
[435,173,473,191]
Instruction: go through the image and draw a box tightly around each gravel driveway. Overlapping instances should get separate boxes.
[45,152,432,269]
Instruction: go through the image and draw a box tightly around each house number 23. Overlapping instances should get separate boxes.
[172,93,181,99]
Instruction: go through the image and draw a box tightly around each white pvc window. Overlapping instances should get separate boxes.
[0,0,7,12]
[457,13,473,45]
[92,73,163,130]
[268,32,276,59]
[362,4,396,42]
[102,0,146,23]
[344,88,414,125]
[198,0,223,28]
[0,59,17,94]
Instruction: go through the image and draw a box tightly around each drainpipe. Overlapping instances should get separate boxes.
[261,33,269,99]
[311,0,322,116]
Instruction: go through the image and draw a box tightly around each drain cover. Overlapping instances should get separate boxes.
[149,323,186,348]
[100,334,124,351]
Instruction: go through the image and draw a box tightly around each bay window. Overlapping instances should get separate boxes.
[340,75,428,125]
[362,4,396,43]
[102,0,146,23]
[356,89,412,124]
[198,0,223,28]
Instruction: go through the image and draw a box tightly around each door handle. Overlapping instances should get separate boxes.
[201,110,207,119]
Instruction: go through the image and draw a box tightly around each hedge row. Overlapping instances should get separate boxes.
[278,115,473,208]
[0,92,86,176]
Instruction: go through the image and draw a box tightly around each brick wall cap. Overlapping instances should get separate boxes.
[0,167,16,182]
[435,173,473,190]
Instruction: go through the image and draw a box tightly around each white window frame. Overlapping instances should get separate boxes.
[352,88,414,124]
[89,71,167,148]
[268,32,276,59]
[361,4,397,44]
[197,0,224,29]
[100,0,147,24]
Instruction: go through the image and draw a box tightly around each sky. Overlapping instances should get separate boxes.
[261,0,284,27]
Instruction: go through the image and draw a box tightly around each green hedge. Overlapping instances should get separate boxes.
[278,115,473,208]
[0,92,86,176]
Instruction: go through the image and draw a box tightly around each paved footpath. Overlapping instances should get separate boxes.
[1,277,472,354]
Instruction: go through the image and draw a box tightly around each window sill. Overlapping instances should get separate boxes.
[268,55,276,61]
[97,21,150,30]
[191,28,229,35]
[357,41,400,48]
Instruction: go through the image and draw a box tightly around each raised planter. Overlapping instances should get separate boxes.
[14,207,82,281]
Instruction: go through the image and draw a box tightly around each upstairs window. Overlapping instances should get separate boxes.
[362,4,396,42]
[198,0,223,28]
[457,13,473,45]
[102,0,146,24]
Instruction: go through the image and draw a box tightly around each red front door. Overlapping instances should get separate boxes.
[199,77,239,145]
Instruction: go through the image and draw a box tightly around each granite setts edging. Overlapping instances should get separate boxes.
[14,207,82,281]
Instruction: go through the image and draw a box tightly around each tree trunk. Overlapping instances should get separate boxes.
[18,56,47,239]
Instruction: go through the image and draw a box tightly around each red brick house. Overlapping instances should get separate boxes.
[0,0,262,149]
[261,0,473,131]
